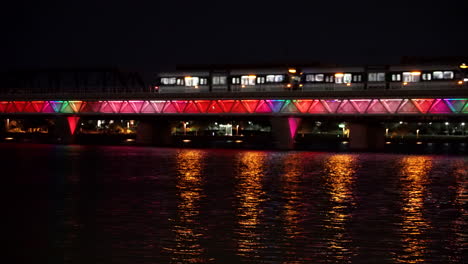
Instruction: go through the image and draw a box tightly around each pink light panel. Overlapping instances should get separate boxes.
[0,98,467,115]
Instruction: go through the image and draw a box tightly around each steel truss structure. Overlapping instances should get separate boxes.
[1,98,468,115]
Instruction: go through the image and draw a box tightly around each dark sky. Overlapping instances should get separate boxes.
[2,1,467,74]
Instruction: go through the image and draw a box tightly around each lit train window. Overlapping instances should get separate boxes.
[443,71,454,79]
[315,74,324,82]
[161,77,176,85]
[231,77,240,84]
[241,75,256,85]
[184,77,199,86]
[433,71,443,79]
[266,75,284,83]
[368,73,385,82]
[344,74,352,83]
[257,76,265,84]
[325,75,334,83]
[200,78,208,85]
[422,73,431,81]
[306,74,315,82]
[275,75,284,82]
[212,76,227,85]
[334,73,352,84]
[353,74,363,82]
[391,73,401,81]
[403,72,420,82]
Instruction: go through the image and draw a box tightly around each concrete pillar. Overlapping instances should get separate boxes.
[348,122,385,151]
[270,117,301,150]
[136,119,172,146]
[53,116,80,144]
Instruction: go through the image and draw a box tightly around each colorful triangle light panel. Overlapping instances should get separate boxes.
[255,101,272,113]
[398,99,420,113]
[68,101,83,113]
[231,101,248,113]
[184,101,200,113]
[412,99,434,113]
[337,100,359,114]
[195,100,211,113]
[366,100,388,113]
[242,100,259,113]
[163,101,179,113]
[219,100,236,112]
[429,99,451,113]
[309,100,328,113]
[0,102,8,113]
[281,100,300,113]
[42,102,56,113]
[206,101,223,113]
[444,99,467,113]
[141,101,157,113]
[293,100,313,113]
[59,102,74,113]
[150,101,165,113]
[381,99,402,113]
[349,100,371,113]
[322,100,342,113]
[266,100,285,113]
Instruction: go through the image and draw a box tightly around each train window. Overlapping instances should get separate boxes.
[177,78,185,86]
[344,74,352,83]
[161,77,176,85]
[266,75,284,83]
[306,74,315,82]
[353,74,363,82]
[422,73,431,81]
[368,72,385,82]
[184,77,199,86]
[231,77,240,84]
[335,73,352,84]
[212,76,227,85]
[391,73,401,81]
[403,72,420,82]
[241,75,256,85]
[257,76,265,84]
[433,71,443,79]
[315,74,324,82]
[325,75,334,83]
[200,78,208,85]
[443,71,454,79]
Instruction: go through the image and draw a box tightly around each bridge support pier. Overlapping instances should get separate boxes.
[53,116,80,144]
[136,119,172,146]
[270,117,301,150]
[348,122,385,151]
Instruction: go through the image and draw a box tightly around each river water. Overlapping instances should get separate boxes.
[4,144,466,263]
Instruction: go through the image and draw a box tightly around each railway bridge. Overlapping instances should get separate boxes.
[1,90,468,149]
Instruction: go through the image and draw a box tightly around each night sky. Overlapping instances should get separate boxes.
[2,1,467,76]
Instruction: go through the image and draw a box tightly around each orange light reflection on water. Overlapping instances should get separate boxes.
[281,153,304,263]
[395,156,432,264]
[166,149,208,263]
[235,151,266,260]
[323,154,357,262]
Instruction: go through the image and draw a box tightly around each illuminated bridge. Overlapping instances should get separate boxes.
[1,90,468,149]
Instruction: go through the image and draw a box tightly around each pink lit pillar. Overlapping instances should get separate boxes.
[270,117,302,150]
[53,116,80,144]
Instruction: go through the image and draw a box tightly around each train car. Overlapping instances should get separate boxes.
[154,61,468,94]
